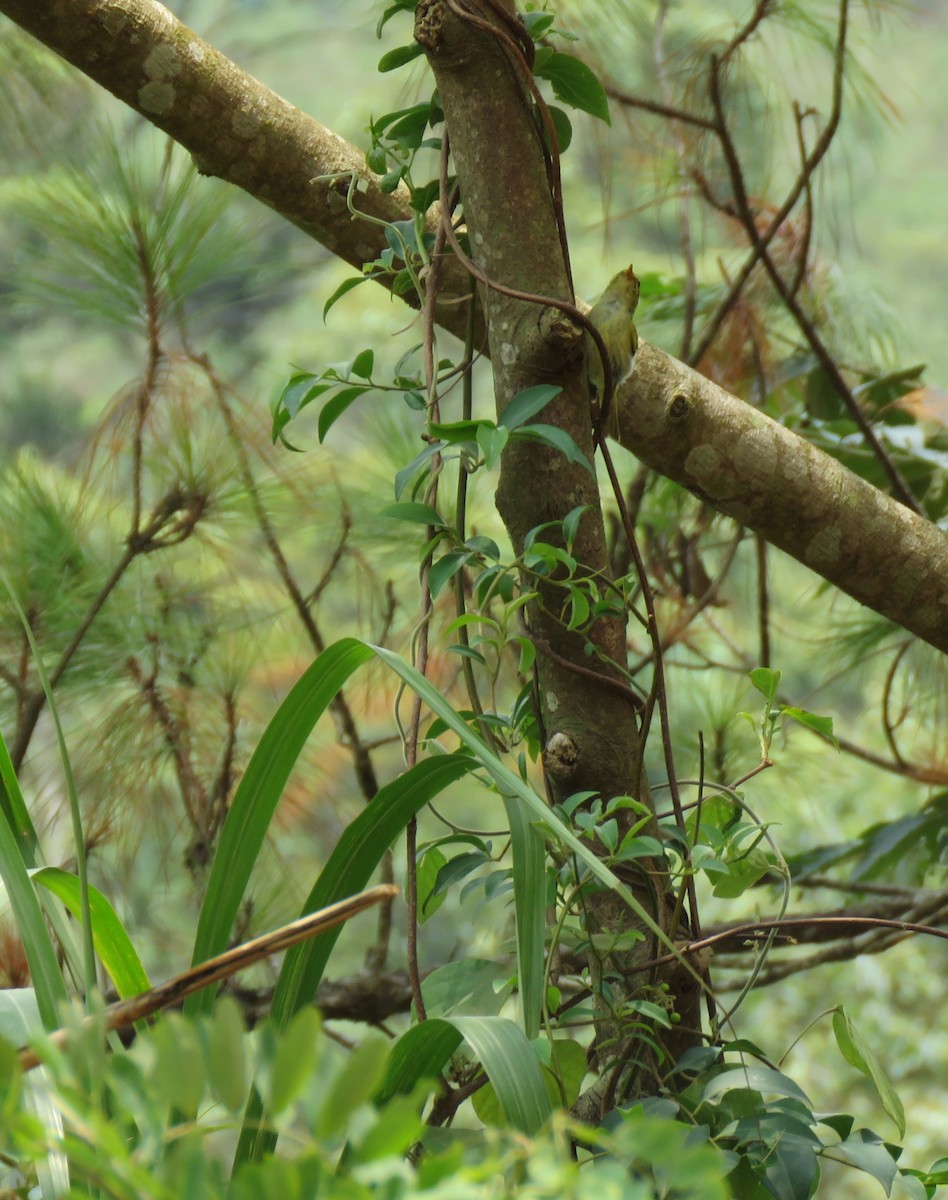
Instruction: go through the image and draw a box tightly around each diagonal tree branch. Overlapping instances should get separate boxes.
[620,343,948,652]
[2,0,946,654]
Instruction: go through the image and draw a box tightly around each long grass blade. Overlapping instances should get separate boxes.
[32,867,150,1000]
[1,577,96,996]
[0,991,69,1199]
[0,732,67,1031]
[371,644,692,968]
[0,714,40,866]
[235,753,474,1164]
[378,1014,552,1135]
[503,795,546,1040]
[187,639,374,999]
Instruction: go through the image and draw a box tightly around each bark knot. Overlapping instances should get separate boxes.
[668,392,690,422]
[415,0,446,50]
[543,731,580,780]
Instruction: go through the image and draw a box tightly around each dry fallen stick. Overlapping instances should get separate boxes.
[17,884,399,1072]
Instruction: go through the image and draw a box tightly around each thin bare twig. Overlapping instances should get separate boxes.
[653,0,698,359]
[788,102,815,298]
[643,910,948,975]
[691,0,850,364]
[755,534,770,668]
[10,543,136,771]
[719,0,774,66]
[127,653,205,837]
[705,41,920,512]
[198,357,381,804]
[597,441,699,945]
[716,896,948,989]
[605,84,716,131]
[881,641,911,766]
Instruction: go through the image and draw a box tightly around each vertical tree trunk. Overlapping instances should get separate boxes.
[416,0,702,1111]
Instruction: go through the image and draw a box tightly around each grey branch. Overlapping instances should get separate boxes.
[2,0,945,652]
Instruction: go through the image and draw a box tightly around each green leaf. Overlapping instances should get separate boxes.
[780,706,838,746]
[268,1006,322,1117]
[410,178,440,214]
[0,988,42,1048]
[376,1018,460,1102]
[523,11,555,39]
[430,850,491,899]
[510,424,594,474]
[351,348,375,379]
[0,724,40,866]
[385,102,435,149]
[0,732,67,1031]
[368,643,700,978]
[395,443,442,499]
[701,1066,812,1106]
[429,417,491,444]
[749,667,781,705]
[500,385,562,431]
[514,635,536,674]
[205,997,249,1113]
[187,639,376,1015]
[547,1037,587,1107]
[503,796,546,1040]
[421,960,512,1019]
[378,1015,552,1135]
[317,1033,391,1139]
[465,534,500,560]
[762,1136,820,1200]
[349,1082,430,1165]
[429,550,470,599]
[376,0,416,37]
[547,105,573,153]
[566,588,589,631]
[417,846,448,922]
[150,1012,206,1117]
[832,1008,906,1137]
[616,834,664,862]
[32,867,150,1001]
[562,505,589,548]
[477,423,509,469]
[534,51,610,124]
[711,845,772,898]
[248,760,473,1037]
[278,372,327,419]
[318,385,371,443]
[829,1129,898,1193]
[377,44,424,72]
[236,749,475,1164]
[447,644,487,664]
[322,276,368,321]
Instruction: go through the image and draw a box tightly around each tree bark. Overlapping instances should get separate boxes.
[625,344,948,650]
[413,0,699,1107]
[2,0,945,652]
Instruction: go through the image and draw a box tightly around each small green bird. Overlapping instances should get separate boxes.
[585,264,640,438]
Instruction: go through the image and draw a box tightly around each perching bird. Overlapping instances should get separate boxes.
[585,264,640,439]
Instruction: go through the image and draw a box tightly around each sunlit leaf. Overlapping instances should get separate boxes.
[833,1008,905,1137]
